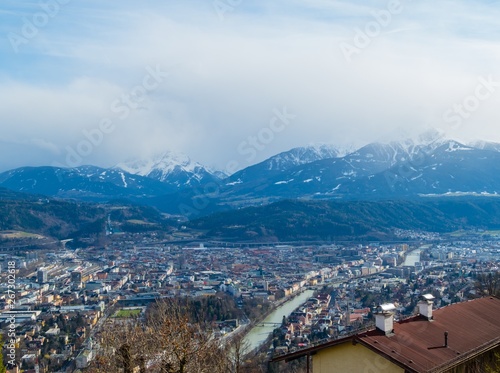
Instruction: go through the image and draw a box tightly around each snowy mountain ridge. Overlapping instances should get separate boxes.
[264,144,347,171]
[116,151,225,187]
[2,131,500,215]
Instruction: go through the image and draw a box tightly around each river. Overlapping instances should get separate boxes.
[243,289,315,352]
[403,244,430,266]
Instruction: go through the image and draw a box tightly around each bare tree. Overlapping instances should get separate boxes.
[90,299,234,373]
[475,271,500,297]
[146,298,229,373]
[89,317,152,373]
[224,333,251,373]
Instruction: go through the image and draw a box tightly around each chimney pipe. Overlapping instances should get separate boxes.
[418,294,435,321]
[375,303,396,335]
[444,331,448,347]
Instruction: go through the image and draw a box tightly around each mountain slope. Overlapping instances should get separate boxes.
[188,198,500,242]
[0,166,170,201]
[218,138,449,201]
[0,187,40,201]
[0,196,175,241]
[342,141,500,199]
[0,198,106,239]
[225,144,346,185]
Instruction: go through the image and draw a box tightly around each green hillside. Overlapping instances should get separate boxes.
[188,198,500,242]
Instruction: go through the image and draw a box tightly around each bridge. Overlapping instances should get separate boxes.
[255,322,282,327]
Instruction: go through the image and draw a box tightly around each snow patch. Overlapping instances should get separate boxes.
[420,191,499,197]
[275,179,294,185]
[226,179,243,186]
[120,172,128,188]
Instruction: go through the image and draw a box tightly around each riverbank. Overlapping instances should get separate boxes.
[402,244,430,267]
[254,287,310,324]
[243,289,315,353]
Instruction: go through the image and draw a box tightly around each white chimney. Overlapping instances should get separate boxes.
[375,303,396,335]
[418,294,435,321]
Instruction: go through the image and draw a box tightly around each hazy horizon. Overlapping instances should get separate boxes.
[1,0,499,172]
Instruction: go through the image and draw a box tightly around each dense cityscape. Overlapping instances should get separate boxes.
[2,226,499,372]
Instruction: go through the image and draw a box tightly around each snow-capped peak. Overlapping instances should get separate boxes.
[308,143,357,158]
[116,151,224,186]
[265,144,348,171]
[118,151,197,177]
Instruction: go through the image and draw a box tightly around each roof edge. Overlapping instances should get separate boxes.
[429,337,500,373]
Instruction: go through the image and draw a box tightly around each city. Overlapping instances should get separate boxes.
[1,227,499,372]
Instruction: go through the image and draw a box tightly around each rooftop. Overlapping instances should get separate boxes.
[358,297,500,372]
[273,297,500,373]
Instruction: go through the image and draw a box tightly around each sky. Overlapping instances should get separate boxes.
[0,0,499,173]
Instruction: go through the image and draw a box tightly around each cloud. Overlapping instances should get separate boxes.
[0,0,499,172]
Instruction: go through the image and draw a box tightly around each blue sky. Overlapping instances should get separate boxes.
[0,0,499,172]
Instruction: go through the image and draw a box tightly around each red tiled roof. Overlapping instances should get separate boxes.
[349,314,364,322]
[272,297,500,373]
[356,297,500,372]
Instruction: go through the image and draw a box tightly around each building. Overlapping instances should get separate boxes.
[75,349,93,369]
[37,268,48,284]
[0,310,41,325]
[272,296,500,372]
[71,270,83,285]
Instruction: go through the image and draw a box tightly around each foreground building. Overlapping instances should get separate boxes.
[273,296,500,373]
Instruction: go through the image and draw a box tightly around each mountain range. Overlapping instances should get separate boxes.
[2,133,500,217]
